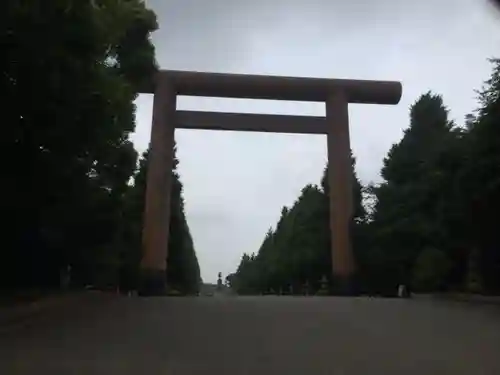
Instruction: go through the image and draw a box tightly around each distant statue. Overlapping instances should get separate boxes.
[217,272,223,290]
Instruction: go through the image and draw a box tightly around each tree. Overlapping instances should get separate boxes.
[233,60,500,297]
[1,0,203,295]
[1,0,158,290]
[458,58,500,293]
[412,248,451,292]
[232,155,365,295]
[120,143,201,294]
[354,79,500,295]
[361,93,465,295]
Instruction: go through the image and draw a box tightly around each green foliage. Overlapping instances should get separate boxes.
[233,59,500,296]
[119,143,201,295]
[458,58,500,293]
[1,0,200,295]
[362,93,465,294]
[412,248,451,292]
[362,72,500,295]
[232,157,364,295]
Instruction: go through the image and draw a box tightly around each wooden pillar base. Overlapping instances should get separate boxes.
[138,269,167,296]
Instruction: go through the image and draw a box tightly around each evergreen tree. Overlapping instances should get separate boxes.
[120,142,201,294]
[458,58,500,293]
[233,65,500,296]
[1,0,157,290]
[1,1,202,295]
[233,156,364,295]
[366,93,461,294]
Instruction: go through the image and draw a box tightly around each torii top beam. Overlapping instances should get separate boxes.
[146,70,402,105]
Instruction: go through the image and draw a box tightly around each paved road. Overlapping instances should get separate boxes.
[1,295,500,374]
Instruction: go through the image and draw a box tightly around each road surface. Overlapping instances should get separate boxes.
[1,295,500,374]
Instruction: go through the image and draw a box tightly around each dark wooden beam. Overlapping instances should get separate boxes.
[175,110,327,134]
[149,70,402,105]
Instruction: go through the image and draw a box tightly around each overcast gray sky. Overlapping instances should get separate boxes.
[131,0,500,283]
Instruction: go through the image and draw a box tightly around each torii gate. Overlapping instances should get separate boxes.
[139,70,402,296]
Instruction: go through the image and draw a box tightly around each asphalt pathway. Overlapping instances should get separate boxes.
[1,295,499,374]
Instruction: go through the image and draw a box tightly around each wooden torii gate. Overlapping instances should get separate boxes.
[139,70,402,296]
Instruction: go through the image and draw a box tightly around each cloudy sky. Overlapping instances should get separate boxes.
[131,0,500,283]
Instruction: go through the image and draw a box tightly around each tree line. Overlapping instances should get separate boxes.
[2,0,200,295]
[230,59,500,296]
